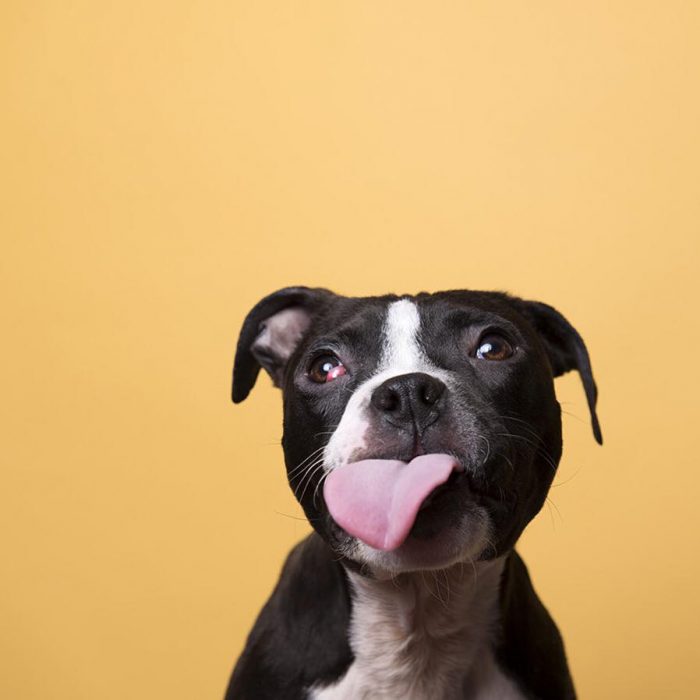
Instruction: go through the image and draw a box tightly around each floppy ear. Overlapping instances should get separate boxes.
[514,299,603,445]
[232,286,333,403]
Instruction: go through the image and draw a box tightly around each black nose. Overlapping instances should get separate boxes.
[371,372,446,430]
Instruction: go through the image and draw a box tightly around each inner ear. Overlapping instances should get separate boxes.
[251,307,312,387]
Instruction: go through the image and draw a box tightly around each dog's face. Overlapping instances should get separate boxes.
[233,288,601,575]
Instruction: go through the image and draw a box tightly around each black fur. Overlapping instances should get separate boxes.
[225,535,353,699]
[495,550,577,700]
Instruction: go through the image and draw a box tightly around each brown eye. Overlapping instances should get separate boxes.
[308,354,346,383]
[475,334,514,361]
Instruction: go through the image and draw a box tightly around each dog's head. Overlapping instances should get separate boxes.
[232,287,601,575]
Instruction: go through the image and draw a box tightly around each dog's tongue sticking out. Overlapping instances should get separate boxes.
[323,454,462,551]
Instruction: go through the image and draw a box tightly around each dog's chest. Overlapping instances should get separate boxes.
[309,561,525,700]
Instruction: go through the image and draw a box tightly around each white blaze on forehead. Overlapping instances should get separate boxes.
[324,299,448,473]
[381,299,425,370]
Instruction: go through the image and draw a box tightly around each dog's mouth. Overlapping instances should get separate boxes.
[323,454,464,551]
[418,467,465,510]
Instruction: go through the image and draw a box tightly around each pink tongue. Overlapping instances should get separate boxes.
[323,454,461,551]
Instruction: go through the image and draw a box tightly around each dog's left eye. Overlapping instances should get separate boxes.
[475,334,514,361]
[308,354,347,383]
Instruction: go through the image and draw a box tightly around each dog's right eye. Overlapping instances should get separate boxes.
[308,354,346,383]
[474,333,515,361]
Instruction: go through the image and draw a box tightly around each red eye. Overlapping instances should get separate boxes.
[475,334,514,361]
[308,354,346,383]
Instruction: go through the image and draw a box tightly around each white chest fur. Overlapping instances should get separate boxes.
[310,559,525,700]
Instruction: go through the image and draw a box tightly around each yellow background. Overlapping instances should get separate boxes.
[2,2,699,698]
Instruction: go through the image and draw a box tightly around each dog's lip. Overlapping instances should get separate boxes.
[418,468,467,511]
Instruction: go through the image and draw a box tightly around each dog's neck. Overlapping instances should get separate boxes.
[313,557,522,700]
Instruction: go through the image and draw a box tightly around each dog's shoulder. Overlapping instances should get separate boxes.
[496,550,577,700]
[224,533,353,700]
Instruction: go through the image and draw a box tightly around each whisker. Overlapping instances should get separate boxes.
[494,451,514,472]
[289,458,324,495]
[427,571,448,609]
[312,469,331,508]
[546,495,564,524]
[545,499,557,530]
[457,559,465,582]
[297,463,325,503]
[552,465,583,488]
[561,409,586,425]
[481,536,497,562]
[500,414,548,447]
[496,432,559,472]
[287,447,326,478]
[475,434,491,465]
[441,568,451,606]
[273,510,307,522]
[466,554,478,586]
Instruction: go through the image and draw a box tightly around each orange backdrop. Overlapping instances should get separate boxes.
[2,2,699,698]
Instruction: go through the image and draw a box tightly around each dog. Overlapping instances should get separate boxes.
[225,287,602,700]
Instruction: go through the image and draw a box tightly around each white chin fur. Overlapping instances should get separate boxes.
[349,508,493,577]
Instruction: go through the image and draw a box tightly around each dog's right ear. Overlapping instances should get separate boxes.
[511,298,603,445]
[232,286,333,403]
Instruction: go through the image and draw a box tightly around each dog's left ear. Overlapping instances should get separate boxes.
[514,299,603,445]
[232,286,334,404]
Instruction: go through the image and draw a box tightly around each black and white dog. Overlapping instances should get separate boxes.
[225,287,602,700]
